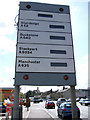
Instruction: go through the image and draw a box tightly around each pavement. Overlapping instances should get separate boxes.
[27,107,52,119]
[23,103,54,119]
[23,106,30,119]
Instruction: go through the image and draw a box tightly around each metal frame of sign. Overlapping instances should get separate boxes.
[15,2,76,86]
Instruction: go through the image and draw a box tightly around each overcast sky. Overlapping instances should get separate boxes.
[0,0,89,93]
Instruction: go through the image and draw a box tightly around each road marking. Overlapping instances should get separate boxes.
[42,108,56,120]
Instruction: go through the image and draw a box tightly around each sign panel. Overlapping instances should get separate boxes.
[16,58,75,73]
[18,31,72,45]
[15,2,76,86]
[19,20,71,33]
[20,10,70,22]
[19,2,70,14]
[17,44,73,58]
[15,72,76,86]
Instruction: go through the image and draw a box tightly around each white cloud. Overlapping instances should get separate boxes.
[88,55,90,87]
[0,76,14,88]
[3,66,15,75]
[76,56,88,89]
[0,36,16,54]
[0,66,15,87]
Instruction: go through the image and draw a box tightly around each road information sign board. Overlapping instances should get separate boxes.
[15,2,76,86]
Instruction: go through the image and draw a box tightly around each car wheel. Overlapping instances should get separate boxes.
[46,106,48,109]
[57,111,60,117]
[61,113,65,119]
[85,103,88,106]
[78,115,80,119]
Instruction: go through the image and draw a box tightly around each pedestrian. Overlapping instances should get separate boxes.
[26,98,30,111]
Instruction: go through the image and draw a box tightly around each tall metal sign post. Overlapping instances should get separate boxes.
[13,2,77,119]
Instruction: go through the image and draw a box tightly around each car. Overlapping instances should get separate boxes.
[79,99,90,106]
[57,102,80,119]
[46,99,51,102]
[66,98,71,102]
[0,102,6,116]
[76,97,81,102]
[56,98,66,107]
[79,99,87,105]
[39,98,43,102]
[33,98,40,103]
[45,101,55,109]
[84,99,90,106]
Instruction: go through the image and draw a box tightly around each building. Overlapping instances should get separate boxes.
[59,88,71,99]
[0,87,24,102]
[57,88,90,100]
[76,89,90,99]
[41,89,60,100]
[0,88,14,102]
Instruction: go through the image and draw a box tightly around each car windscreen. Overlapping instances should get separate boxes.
[61,99,66,101]
[48,102,54,104]
[65,104,71,108]
[34,98,39,100]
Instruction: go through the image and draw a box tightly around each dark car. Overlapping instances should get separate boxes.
[33,98,40,103]
[57,102,80,119]
[45,101,55,109]
[0,102,6,116]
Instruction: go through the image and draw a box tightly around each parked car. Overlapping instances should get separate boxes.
[57,102,80,119]
[66,98,71,102]
[79,99,87,105]
[39,98,43,102]
[79,99,90,106]
[0,102,6,115]
[76,97,81,102]
[84,99,90,106]
[46,99,51,102]
[45,101,55,109]
[56,98,66,107]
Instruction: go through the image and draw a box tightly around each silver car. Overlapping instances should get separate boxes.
[56,98,66,107]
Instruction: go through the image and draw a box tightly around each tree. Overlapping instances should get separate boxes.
[25,90,41,98]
